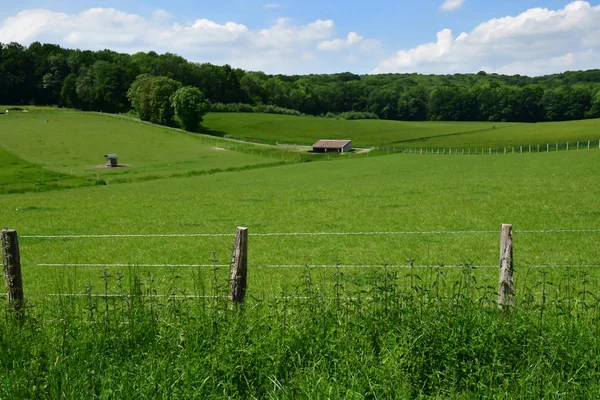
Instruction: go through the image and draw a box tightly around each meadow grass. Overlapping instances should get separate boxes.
[202,112,600,148]
[0,145,101,194]
[1,150,598,299]
[0,110,322,185]
[2,110,600,398]
[1,265,600,399]
[399,118,600,149]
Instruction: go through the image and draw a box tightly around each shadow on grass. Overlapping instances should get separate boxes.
[197,126,228,138]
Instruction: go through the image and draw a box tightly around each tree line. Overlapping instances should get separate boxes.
[2,41,600,123]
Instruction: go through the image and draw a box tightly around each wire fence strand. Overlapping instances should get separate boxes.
[27,263,600,269]
[20,228,600,239]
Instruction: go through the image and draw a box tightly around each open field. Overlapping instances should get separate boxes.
[203,112,600,148]
[1,149,598,298]
[0,110,313,186]
[0,145,100,194]
[2,109,600,398]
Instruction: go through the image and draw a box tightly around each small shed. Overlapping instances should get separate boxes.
[104,154,118,167]
[312,140,352,153]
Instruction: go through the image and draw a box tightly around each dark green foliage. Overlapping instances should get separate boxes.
[210,102,303,116]
[127,74,181,126]
[1,41,600,121]
[170,86,210,131]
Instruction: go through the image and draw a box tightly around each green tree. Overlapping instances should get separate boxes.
[150,76,181,126]
[60,73,79,108]
[171,86,210,131]
[127,74,154,121]
[586,90,600,118]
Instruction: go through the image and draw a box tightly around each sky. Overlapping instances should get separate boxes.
[0,0,599,76]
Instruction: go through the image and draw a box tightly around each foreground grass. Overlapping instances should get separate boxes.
[1,267,599,399]
[202,113,600,148]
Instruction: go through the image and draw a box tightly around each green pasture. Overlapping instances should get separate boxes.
[203,112,509,147]
[203,112,600,148]
[0,110,303,185]
[404,118,600,149]
[1,148,598,299]
[0,145,99,194]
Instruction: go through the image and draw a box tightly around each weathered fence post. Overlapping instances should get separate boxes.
[230,226,249,305]
[498,224,514,312]
[1,229,24,315]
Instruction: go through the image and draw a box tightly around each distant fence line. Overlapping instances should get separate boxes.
[375,139,600,156]
[3,224,600,316]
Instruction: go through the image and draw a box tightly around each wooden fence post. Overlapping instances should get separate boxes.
[498,224,514,312]
[230,227,248,305]
[1,229,24,315]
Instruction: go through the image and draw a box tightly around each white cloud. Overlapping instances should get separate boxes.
[374,1,600,75]
[263,3,280,9]
[439,0,465,12]
[318,32,381,54]
[318,32,363,51]
[0,8,347,73]
[152,9,172,22]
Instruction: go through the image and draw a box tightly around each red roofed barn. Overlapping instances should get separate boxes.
[312,140,352,153]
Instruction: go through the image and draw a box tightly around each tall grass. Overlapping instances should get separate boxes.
[1,266,599,398]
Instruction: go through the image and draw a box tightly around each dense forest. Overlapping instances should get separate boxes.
[1,41,600,122]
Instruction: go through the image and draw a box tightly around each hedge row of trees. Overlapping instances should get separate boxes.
[2,41,600,123]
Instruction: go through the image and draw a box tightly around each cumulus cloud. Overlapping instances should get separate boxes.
[318,32,382,54]
[0,8,348,73]
[318,32,363,51]
[374,1,600,75]
[439,0,465,12]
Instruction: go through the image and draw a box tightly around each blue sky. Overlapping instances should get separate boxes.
[0,0,599,75]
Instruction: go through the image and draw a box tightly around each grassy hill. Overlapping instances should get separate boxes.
[0,145,101,194]
[0,110,310,187]
[203,112,600,148]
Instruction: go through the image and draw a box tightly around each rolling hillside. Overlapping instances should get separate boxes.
[202,112,600,148]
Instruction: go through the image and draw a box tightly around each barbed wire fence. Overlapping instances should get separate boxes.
[2,225,600,313]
